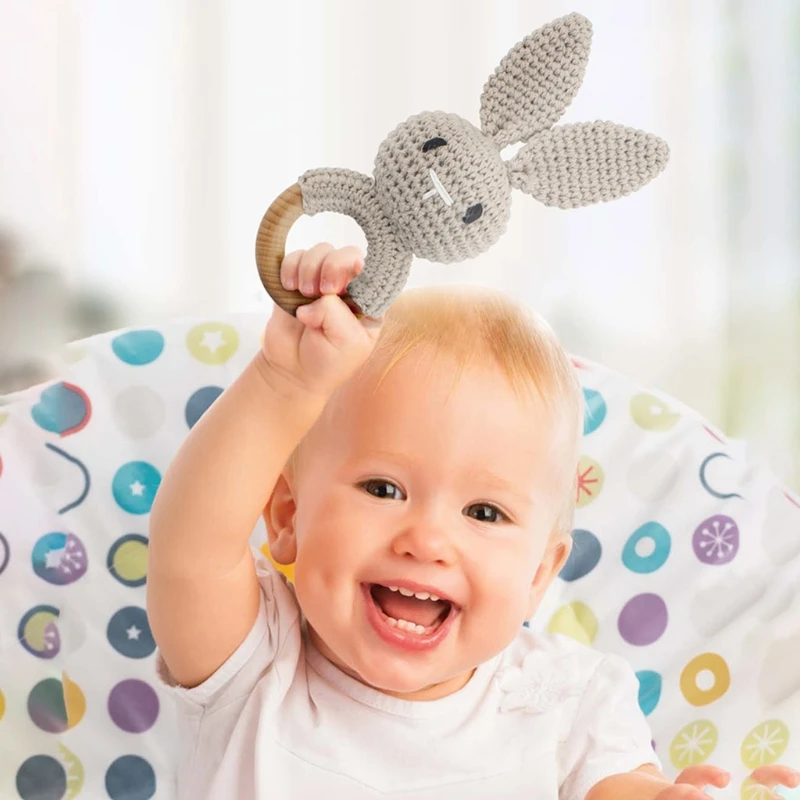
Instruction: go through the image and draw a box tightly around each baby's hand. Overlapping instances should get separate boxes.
[261,244,382,399]
[655,764,800,799]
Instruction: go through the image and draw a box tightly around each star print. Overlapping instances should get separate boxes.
[199,330,225,354]
[44,548,65,569]
[129,481,145,497]
[126,625,141,641]
[577,464,599,503]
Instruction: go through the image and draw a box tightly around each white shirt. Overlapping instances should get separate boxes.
[159,556,660,799]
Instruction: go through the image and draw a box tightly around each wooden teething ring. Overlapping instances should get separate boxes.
[255,183,364,318]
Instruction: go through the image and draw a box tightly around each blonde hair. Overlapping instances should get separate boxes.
[290,285,584,536]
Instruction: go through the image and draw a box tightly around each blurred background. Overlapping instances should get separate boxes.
[1,0,798,488]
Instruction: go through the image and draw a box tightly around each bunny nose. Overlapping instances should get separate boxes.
[422,168,454,207]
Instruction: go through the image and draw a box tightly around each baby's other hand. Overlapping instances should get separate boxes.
[261,244,382,399]
[653,765,729,798]
[655,764,799,799]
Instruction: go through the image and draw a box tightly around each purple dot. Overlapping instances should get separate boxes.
[108,680,159,733]
[692,515,739,565]
[618,593,669,646]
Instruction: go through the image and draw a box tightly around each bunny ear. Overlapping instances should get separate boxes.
[507,122,670,209]
[480,13,592,149]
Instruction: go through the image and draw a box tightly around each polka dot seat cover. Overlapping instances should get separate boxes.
[0,313,798,800]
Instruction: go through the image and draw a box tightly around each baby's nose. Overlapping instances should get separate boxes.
[391,522,458,565]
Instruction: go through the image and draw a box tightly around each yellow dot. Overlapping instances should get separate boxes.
[669,720,719,768]
[680,653,730,706]
[113,539,148,584]
[186,322,240,365]
[740,719,790,770]
[741,777,776,800]
[57,743,85,799]
[260,541,294,583]
[62,672,86,730]
[0,688,5,721]
[630,393,681,432]
[577,456,605,509]
[548,602,598,645]
[23,609,59,653]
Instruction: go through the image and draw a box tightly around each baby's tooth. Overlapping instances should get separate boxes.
[429,594,440,602]
[398,587,414,597]
[413,624,425,634]
[386,617,398,627]
[388,586,400,592]
[395,619,408,630]
[414,592,430,601]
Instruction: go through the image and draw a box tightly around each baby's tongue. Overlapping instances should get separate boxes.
[371,585,446,627]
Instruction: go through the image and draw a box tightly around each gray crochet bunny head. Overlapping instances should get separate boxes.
[293,11,670,317]
[373,112,510,262]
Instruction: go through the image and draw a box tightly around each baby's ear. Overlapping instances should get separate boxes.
[263,471,298,565]
[526,535,572,618]
[480,12,592,149]
[508,122,670,209]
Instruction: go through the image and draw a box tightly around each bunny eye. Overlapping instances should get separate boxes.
[463,203,483,225]
[422,137,447,152]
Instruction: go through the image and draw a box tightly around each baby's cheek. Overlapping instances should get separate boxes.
[473,578,531,639]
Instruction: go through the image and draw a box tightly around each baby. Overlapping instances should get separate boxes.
[147,244,798,799]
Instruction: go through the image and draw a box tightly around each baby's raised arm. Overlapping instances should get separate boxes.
[147,244,381,688]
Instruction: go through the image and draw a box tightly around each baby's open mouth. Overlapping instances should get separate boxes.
[368,583,454,635]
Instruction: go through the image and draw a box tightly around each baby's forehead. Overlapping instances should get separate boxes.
[325,377,548,461]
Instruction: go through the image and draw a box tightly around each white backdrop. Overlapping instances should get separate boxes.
[1,0,798,485]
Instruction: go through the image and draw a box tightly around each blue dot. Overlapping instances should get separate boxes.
[559,529,602,582]
[106,755,156,800]
[622,522,671,574]
[107,607,156,659]
[17,755,67,800]
[30,382,91,435]
[106,756,156,800]
[185,386,224,429]
[636,670,662,716]
[31,532,89,585]
[582,388,607,436]
[111,330,165,366]
[112,462,161,514]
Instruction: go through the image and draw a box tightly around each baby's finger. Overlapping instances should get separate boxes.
[280,249,305,291]
[750,765,800,790]
[675,765,731,789]
[656,786,711,799]
[319,246,364,294]
[297,294,380,346]
[297,242,335,296]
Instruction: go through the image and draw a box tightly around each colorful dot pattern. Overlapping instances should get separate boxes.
[0,315,797,797]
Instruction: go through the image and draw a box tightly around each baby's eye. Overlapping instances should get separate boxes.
[422,137,447,152]
[466,503,507,524]
[463,203,483,225]
[360,479,405,500]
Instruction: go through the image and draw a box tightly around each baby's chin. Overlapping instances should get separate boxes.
[336,647,476,701]
[359,664,477,701]
[308,625,474,700]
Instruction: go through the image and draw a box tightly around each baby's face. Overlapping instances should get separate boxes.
[271,348,571,700]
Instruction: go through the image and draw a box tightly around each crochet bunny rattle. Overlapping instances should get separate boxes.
[255,12,670,319]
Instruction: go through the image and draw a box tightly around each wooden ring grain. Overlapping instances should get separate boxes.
[255,183,363,318]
